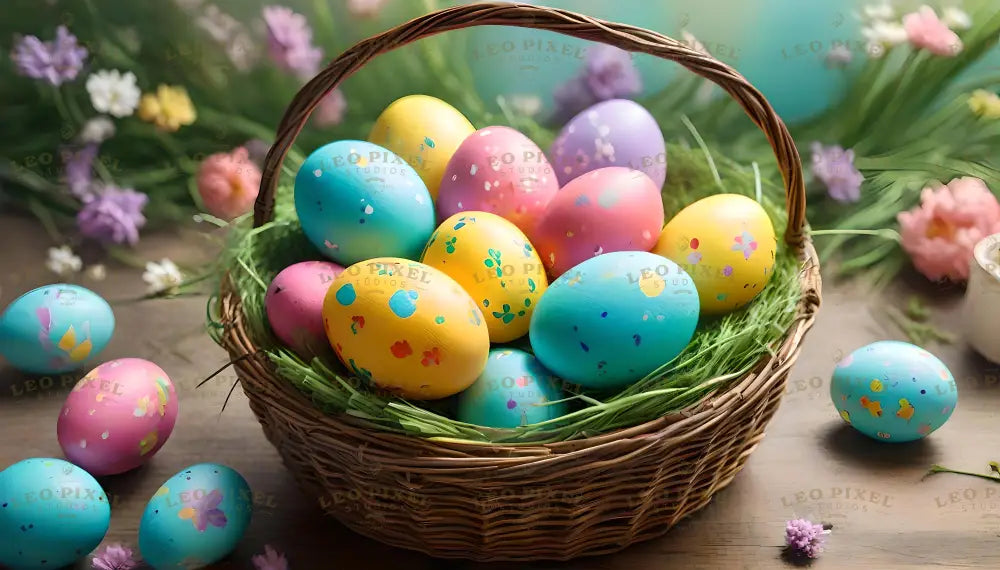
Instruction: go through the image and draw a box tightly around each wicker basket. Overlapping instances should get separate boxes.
[220,1,822,562]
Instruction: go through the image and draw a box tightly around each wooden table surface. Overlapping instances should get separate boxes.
[2,213,999,569]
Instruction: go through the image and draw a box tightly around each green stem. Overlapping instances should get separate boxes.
[50,86,75,128]
[924,464,1000,483]
[810,229,902,241]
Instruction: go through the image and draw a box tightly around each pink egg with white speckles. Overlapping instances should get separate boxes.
[57,358,178,476]
[532,167,665,278]
[265,260,344,356]
[437,126,559,235]
[549,99,667,189]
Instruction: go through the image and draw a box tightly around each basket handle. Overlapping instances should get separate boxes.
[254,1,808,254]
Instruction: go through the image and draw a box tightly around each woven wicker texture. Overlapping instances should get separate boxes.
[221,1,822,561]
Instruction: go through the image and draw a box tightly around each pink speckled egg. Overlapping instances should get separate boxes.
[57,358,178,476]
[532,167,665,278]
[437,126,559,235]
[265,260,344,356]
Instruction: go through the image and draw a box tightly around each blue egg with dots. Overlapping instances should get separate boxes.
[528,251,699,390]
[294,140,435,265]
[456,348,569,429]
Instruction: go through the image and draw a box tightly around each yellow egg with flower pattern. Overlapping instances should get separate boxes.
[420,212,548,343]
[652,194,777,315]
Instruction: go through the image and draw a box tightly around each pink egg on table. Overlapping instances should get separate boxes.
[437,126,559,235]
[265,260,344,356]
[57,358,178,476]
[532,167,665,278]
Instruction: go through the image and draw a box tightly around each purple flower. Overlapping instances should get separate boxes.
[62,143,99,200]
[551,43,642,123]
[552,75,598,123]
[313,88,347,126]
[784,518,829,559]
[91,543,137,570]
[262,6,323,79]
[10,25,88,86]
[252,545,289,570]
[76,185,148,245]
[810,142,864,203]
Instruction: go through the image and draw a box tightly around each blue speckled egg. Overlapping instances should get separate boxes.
[294,140,436,265]
[528,251,699,389]
[0,284,115,374]
[456,348,568,428]
[0,458,111,570]
[831,341,957,443]
[138,463,252,569]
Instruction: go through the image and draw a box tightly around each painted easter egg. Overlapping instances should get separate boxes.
[437,126,559,235]
[532,166,665,278]
[653,194,777,315]
[138,463,253,570]
[294,140,435,265]
[529,251,699,389]
[265,260,345,356]
[0,458,111,570]
[57,358,178,476]
[549,99,667,189]
[0,284,114,375]
[420,212,548,343]
[456,348,568,428]
[831,341,957,443]
[368,95,477,200]
[323,258,490,399]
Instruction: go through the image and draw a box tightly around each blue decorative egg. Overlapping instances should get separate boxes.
[0,284,115,374]
[294,140,436,266]
[456,348,568,428]
[138,463,252,569]
[528,251,699,389]
[0,458,111,569]
[830,341,957,443]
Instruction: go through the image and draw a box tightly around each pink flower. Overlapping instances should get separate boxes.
[196,146,262,220]
[898,177,1000,282]
[252,545,289,570]
[313,88,347,126]
[91,543,137,570]
[903,6,963,56]
[348,0,386,18]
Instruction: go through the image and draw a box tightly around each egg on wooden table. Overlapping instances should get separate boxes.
[420,212,548,343]
[323,257,490,399]
[532,166,665,278]
[0,458,111,570]
[138,463,253,570]
[549,98,667,189]
[653,194,777,315]
[831,341,957,443]
[265,260,345,356]
[0,284,114,374]
[437,126,559,235]
[57,358,178,476]
[456,348,568,429]
[529,251,700,390]
[368,94,476,200]
[294,140,435,265]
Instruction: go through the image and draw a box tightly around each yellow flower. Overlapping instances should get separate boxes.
[138,84,197,131]
[968,89,1000,120]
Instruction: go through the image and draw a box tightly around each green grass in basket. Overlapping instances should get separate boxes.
[215,141,803,444]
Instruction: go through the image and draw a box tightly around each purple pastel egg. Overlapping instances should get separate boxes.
[265,260,344,356]
[549,99,667,189]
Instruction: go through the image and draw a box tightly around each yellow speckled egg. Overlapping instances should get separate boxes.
[322,257,490,400]
[420,212,548,343]
[368,95,476,201]
[652,194,777,315]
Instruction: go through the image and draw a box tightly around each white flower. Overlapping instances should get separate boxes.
[78,116,116,144]
[86,70,141,118]
[85,264,106,281]
[196,5,258,71]
[942,6,972,30]
[46,246,82,276]
[348,0,385,18]
[825,44,854,67]
[862,2,895,22]
[508,94,542,117]
[862,20,909,57]
[142,258,183,295]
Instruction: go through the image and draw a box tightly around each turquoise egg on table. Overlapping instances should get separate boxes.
[529,251,700,390]
[138,463,253,569]
[0,458,111,570]
[456,348,568,428]
[830,341,957,443]
[294,140,435,266]
[0,284,115,374]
